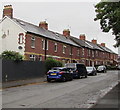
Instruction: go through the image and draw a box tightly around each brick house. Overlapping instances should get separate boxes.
[0,5,118,66]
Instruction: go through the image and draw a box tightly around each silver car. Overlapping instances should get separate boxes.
[86,67,97,76]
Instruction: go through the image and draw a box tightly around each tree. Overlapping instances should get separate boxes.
[94,1,120,47]
[45,57,63,72]
[1,50,23,61]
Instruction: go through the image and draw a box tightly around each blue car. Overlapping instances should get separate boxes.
[47,67,73,82]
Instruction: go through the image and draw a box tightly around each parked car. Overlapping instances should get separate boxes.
[97,65,107,73]
[47,67,73,82]
[65,63,87,79]
[86,66,97,76]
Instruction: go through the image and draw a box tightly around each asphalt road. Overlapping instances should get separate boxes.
[2,70,119,108]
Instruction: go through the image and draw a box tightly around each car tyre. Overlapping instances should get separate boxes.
[69,77,73,81]
[47,78,51,82]
[62,76,66,82]
[93,72,95,76]
[85,75,87,78]
[78,75,82,79]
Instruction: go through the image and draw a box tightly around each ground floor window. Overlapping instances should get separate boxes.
[29,55,36,61]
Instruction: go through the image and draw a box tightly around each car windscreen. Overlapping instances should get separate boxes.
[65,63,76,68]
[97,66,104,69]
[86,67,93,71]
[51,68,65,71]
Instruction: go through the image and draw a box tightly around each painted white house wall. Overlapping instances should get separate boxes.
[0,17,26,55]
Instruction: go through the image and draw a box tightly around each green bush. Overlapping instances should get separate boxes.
[45,57,63,72]
[106,65,117,70]
[1,50,23,61]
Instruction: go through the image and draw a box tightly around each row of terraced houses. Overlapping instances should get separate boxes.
[0,5,118,66]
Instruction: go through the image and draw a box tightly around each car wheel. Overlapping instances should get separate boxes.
[85,75,87,78]
[93,73,95,76]
[47,78,51,82]
[78,75,82,79]
[62,76,66,82]
[69,76,73,81]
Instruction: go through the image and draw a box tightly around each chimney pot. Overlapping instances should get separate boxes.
[63,29,70,37]
[79,34,86,40]
[101,43,105,47]
[39,21,48,30]
[92,39,97,44]
[3,5,13,18]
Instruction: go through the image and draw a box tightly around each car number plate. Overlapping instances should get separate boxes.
[51,73,57,75]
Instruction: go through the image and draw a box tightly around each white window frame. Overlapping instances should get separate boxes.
[54,43,57,52]
[82,48,85,56]
[39,55,42,61]
[31,37,35,48]
[29,55,36,61]
[92,51,94,57]
[42,39,45,50]
[69,47,72,55]
[19,35,23,44]
[77,49,80,56]
[63,45,66,54]
[88,49,91,56]
[46,40,49,50]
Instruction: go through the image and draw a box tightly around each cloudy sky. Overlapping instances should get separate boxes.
[0,0,118,53]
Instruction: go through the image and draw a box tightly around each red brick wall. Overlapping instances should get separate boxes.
[24,33,116,65]
[24,33,80,62]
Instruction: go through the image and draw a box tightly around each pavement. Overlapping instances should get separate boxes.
[2,76,47,89]
[90,82,120,109]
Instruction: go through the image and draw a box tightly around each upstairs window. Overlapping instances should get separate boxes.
[96,51,98,56]
[63,45,67,54]
[18,33,24,44]
[54,43,57,52]
[77,49,80,56]
[31,37,35,48]
[92,51,94,57]
[82,48,85,56]
[88,49,91,56]
[46,40,49,50]
[69,47,72,55]
[42,39,48,50]
[42,39,45,50]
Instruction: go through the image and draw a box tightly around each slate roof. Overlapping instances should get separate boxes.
[97,44,116,54]
[70,36,93,49]
[85,40,104,51]
[4,16,116,54]
[12,18,80,47]
[70,36,104,51]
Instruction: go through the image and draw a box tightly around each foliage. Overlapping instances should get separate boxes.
[45,57,63,71]
[106,65,118,70]
[1,50,23,61]
[94,1,120,47]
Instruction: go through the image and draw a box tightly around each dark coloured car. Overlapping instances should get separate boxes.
[47,67,73,82]
[65,63,87,79]
[86,67,97,76]
[97,65,107,73]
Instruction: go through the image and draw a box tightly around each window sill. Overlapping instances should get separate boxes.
[31,46,35,49]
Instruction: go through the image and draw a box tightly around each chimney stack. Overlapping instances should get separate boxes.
[63,29,70,37]
[101,43,105,47]
[92,39,97,44]
[39,21,48,30]
[79,34,86,40]
[3,5,13,18]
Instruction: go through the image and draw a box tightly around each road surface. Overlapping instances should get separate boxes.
[2,70,119,108]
